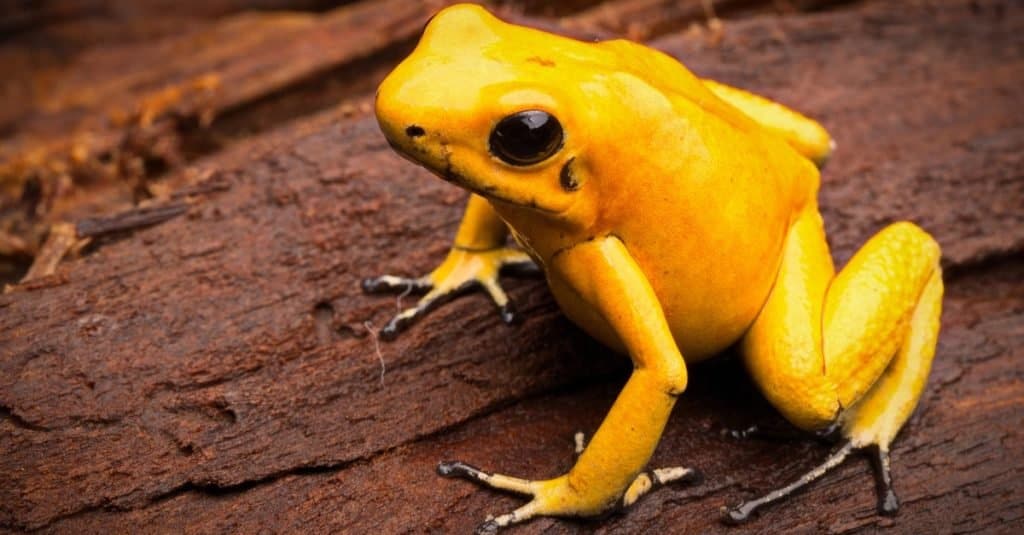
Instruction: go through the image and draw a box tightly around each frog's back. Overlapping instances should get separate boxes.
[594,39,767,137]
[551,40,821,361]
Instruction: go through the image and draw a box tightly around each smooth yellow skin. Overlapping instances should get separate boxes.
[371,4,943,529]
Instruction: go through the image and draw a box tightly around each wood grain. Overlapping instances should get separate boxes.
[1,0,1022,533]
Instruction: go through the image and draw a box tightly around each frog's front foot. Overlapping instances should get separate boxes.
[438,432,701,533]
[362,246,538,340]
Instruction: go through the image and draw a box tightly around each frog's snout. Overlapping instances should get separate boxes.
[382,123,429,161]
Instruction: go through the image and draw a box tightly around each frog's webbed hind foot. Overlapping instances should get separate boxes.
[439,432,701,533]
[361,246,538,340]
[722,441,852,524]
[722,440,898,524]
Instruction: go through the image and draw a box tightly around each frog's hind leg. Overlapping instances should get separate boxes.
[840,264,942,511]
[733,207,942,522]
[701,79,834,167]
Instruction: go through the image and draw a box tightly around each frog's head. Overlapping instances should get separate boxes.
[376,4,657,227]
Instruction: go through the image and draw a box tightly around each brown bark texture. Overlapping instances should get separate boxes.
[1,0,1023,534]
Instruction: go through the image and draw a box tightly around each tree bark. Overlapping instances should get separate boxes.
[1,0,1022,533]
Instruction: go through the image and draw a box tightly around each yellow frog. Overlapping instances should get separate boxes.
[364,4,943,531]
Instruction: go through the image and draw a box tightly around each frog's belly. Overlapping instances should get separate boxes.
[546,242,783,363]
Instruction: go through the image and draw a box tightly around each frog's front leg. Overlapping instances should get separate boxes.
[730,205,942,523]
[362,194,537,339]
[438,236,698,532]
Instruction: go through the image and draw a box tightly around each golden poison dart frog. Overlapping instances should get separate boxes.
[364,4,943,532]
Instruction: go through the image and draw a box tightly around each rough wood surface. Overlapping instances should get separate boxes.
[2,0,1023,533]
[0,0,455,261]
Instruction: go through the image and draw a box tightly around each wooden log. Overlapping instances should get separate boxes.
[1,0,1022,533]
[0,0,458,257]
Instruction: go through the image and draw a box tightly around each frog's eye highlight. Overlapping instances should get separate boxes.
[489,110,563,166]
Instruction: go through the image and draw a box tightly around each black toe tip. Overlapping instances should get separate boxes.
[360,277,379,293]
[878,490,900,516]
[380,322,401,341]
[684,468,705,486]
[381,315,416,341]
[815,422,843,443]
[475,520,499,535]
[437,460,467,477]
[498,302,520,324]
[721,504,754,525]
[436,461,456,476]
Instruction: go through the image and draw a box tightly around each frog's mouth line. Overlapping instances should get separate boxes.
[385,132,560,215]
[435,143,561,215]
[438,163,553,213]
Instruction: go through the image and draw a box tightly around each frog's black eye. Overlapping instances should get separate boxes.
[489,110,563,166]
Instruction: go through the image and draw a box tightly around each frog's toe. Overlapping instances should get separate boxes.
[497,302,519,324]
[437,460,534,495]
[477,503,544,534]
[620,466,703,509]
[868,444,899,516]
[373,275,519,340]
[438,455,701,532]
[379,306,423,341]
[475,519,499,535]
[721,438,900,524]
[365,248,538,340]
[360,274,432,294]
[722,441,854,524]
[380,286,464,340]
[436,462,551,532]
[574,431,586,456]
[478,277,521,324]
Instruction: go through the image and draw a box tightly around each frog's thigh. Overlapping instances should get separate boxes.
[741,209,942,436]
[833,231,942,450]
[822,221,941,416]
[740,208,838,429]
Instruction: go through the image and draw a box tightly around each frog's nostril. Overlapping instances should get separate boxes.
[406,125,425,138]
